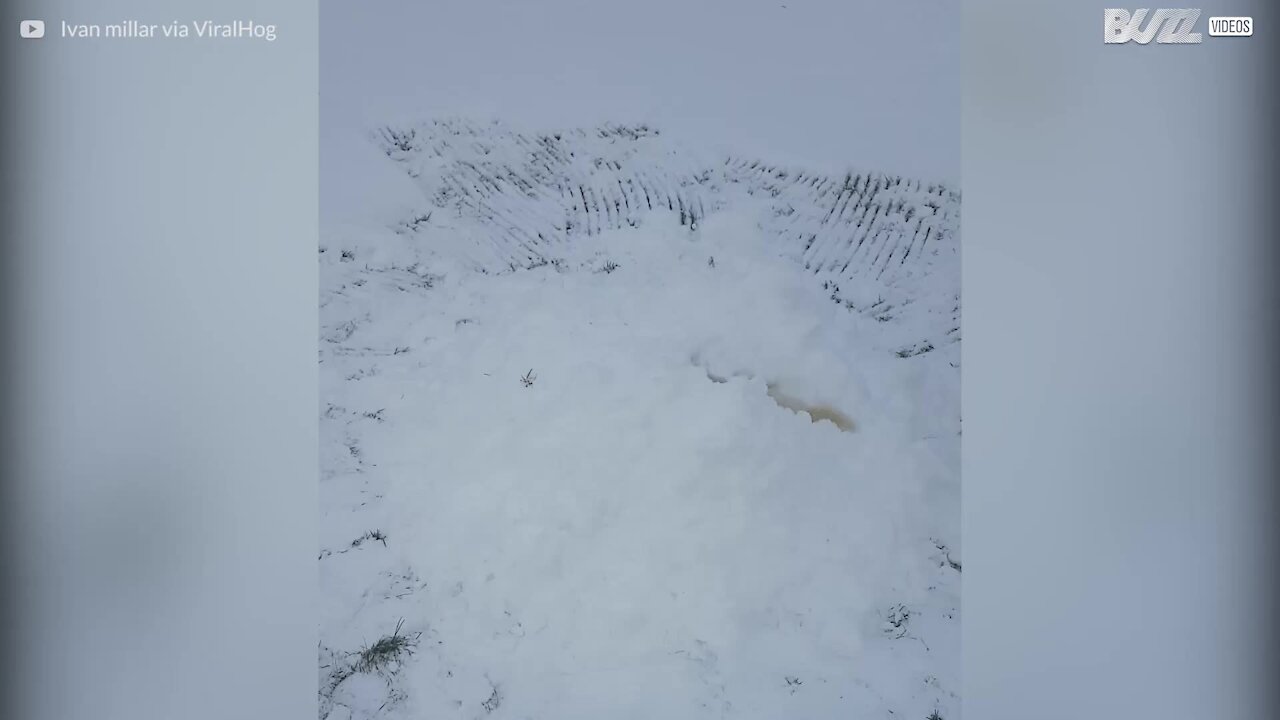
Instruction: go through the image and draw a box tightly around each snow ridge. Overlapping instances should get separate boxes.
[370,118,960,358]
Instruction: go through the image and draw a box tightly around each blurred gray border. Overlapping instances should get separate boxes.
[964,2,1277,718]
[3,2,317,719]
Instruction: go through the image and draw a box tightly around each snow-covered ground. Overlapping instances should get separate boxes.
[320,118,960,719]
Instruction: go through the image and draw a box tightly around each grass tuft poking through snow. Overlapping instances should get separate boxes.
[355,619,418,674]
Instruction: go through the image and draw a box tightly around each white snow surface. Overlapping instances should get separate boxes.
[320,119,960,719]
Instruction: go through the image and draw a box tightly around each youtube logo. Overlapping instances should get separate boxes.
[20,19,45,39]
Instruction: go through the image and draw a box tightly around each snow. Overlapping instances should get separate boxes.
[320,119,959,718]
[322,132,425,230]
[322,2,959,717]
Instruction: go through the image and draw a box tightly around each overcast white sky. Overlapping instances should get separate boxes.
[322,0,958,185]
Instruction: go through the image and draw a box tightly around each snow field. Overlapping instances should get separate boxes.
[320,124,959,720]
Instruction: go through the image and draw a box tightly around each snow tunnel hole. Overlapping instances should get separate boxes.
[693,355,855,433]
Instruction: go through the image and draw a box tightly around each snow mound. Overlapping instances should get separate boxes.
[321,120,959,720]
